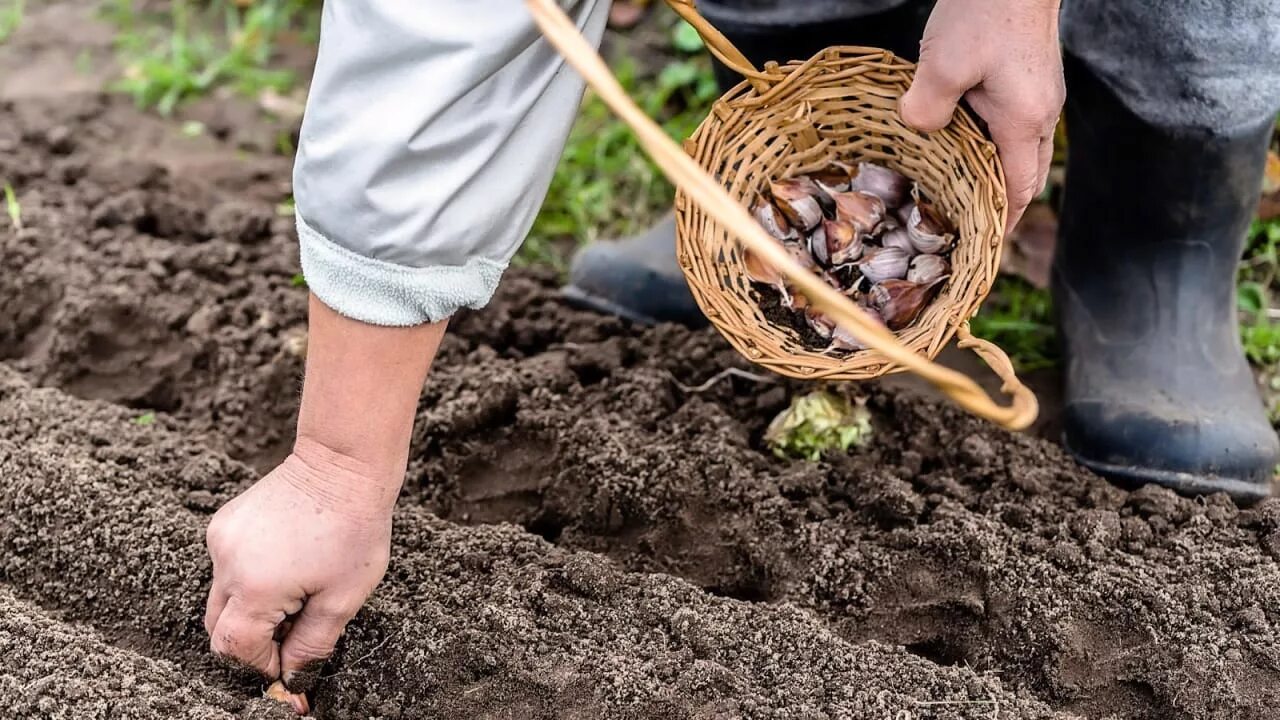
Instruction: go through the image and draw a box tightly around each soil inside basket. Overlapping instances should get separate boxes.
[756,282,837,350]
[5,6,1280,719]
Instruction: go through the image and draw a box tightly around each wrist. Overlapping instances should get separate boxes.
[281,436,404,518]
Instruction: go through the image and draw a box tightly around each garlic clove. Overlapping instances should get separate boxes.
[823,218,862,265]
[752,199,798,242]
[895,200,916,227]
[881,226,917,257]
[744,248,794,307]
[810,162,854,195]
[770,178,828,231]
[744,248,782,287]
[833,191,886,236]
[905,187,957,254]
[906,253,950,285]
[855,246,911,284]
[827,309,886,353]
[808,223,830,266]
[850,162,911,209]
[787,241,820,272]
[869,276,949,330]
[805,309,836,339]
[905,203,954,254]
[265,681,310,715]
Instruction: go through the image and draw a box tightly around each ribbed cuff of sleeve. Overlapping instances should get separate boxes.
[296,214,507,327]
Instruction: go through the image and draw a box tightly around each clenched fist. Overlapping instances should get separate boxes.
[205,442,393,689]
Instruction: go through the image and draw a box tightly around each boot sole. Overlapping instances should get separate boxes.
[1064,438,1273,505]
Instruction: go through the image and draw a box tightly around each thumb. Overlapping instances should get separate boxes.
[900,57,975,133]
[279,599,350,692]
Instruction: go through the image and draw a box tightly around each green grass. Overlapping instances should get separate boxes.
[0,0,23,44]
[107,0,313,115]
[1238,217,1280,366]
[970,277,1058,372]
[521,20,718,270]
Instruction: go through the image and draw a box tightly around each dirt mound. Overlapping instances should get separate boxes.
[3,83,1280,720]
[0,367,1058,719]
[0,586,289,720]
[0,94,304,471]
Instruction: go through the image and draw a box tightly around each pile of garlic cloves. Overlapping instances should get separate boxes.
[745,161,956,354]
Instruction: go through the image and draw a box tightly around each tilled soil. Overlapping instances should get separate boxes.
[3,57,1280,720]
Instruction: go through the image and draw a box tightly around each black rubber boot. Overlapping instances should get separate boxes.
[563,213,709,326]
[564,0,933,326]
[1055,53,1280,503]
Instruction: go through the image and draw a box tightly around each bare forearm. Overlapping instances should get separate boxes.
[293,293,446,507]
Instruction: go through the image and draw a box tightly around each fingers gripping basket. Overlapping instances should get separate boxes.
[528,0,1038,431]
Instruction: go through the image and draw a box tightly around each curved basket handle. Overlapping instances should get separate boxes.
[526,0,1039,431]
[663,0,770,90]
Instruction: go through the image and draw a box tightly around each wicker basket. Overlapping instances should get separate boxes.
[529,0,1038,431]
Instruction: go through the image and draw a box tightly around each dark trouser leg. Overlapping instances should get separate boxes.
[564,0,932,326]
[1054,52,1280,502]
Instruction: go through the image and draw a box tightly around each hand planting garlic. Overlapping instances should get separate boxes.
[265,681,310,715]
[744,161,957,354]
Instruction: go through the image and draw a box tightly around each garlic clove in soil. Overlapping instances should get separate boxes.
[833,190,886,236]
[855,246,911,284]
[869,276,949,330]
[827,310,886,353]
[744,248,794,307]
[850,162,911,209]
[805,308,836,339]
[823,218,862,266]
[770,178,827,231]
[753,198,798,242]
[265,681,310,715]
[906,253,950,285]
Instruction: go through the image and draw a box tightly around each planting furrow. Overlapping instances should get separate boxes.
[0,367,1063,719]
[0,584,289,720]
[406,330,1280,719]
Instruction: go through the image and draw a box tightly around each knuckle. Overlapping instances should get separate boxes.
[926,62,976,95]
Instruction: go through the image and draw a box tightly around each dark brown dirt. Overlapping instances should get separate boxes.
[4,8,1280,719]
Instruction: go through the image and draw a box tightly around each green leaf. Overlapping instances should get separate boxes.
[672,21,704,53]
[1238,281,1267,316]
[657,60,699,92]
[290,273,307,288]
[764,390,873,461]
[3,182,20,230]
[133,411,157,426]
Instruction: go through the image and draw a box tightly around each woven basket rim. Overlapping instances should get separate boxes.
[674,45,1008,382]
